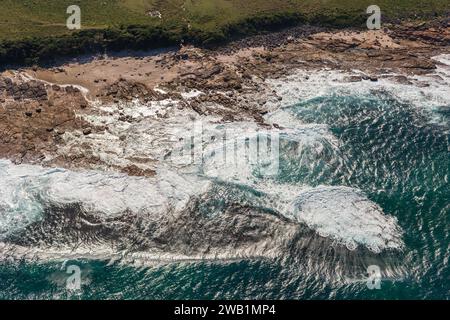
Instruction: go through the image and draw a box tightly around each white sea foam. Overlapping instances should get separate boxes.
[198,176,404,253]
[432,53,450,78]
[266,57,450,128]
[4,62,423,258]
[0,153,404,254]
[193,121,403,253]
[201,123,338,184]
[0,88,404,253]
[288,186,404,253]
[0,159,210,239]
[181,89,205,99]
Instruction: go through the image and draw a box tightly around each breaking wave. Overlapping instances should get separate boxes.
[8,57,449,282]
[266,54,450,129]
[0,126,405,277]
[290,186,403,253]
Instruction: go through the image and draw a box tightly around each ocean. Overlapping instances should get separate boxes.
[0,55,449,300]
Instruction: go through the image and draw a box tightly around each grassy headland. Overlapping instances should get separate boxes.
[0,0,448,65]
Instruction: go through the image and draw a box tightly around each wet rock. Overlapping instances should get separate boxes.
[198,64,222,80]
[102,78,156,102]
[65,86,80,94]
[345,75,363,82]
[83,128,92,136]
[402,59,436,70]
[390,75,412,85]
[121,165,156,177]
[179,53,189,60]
[5,80,47,101]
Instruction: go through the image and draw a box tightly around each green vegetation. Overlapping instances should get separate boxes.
[0,0,448,65]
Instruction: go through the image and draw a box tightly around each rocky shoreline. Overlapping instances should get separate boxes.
[1,19,449,175]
